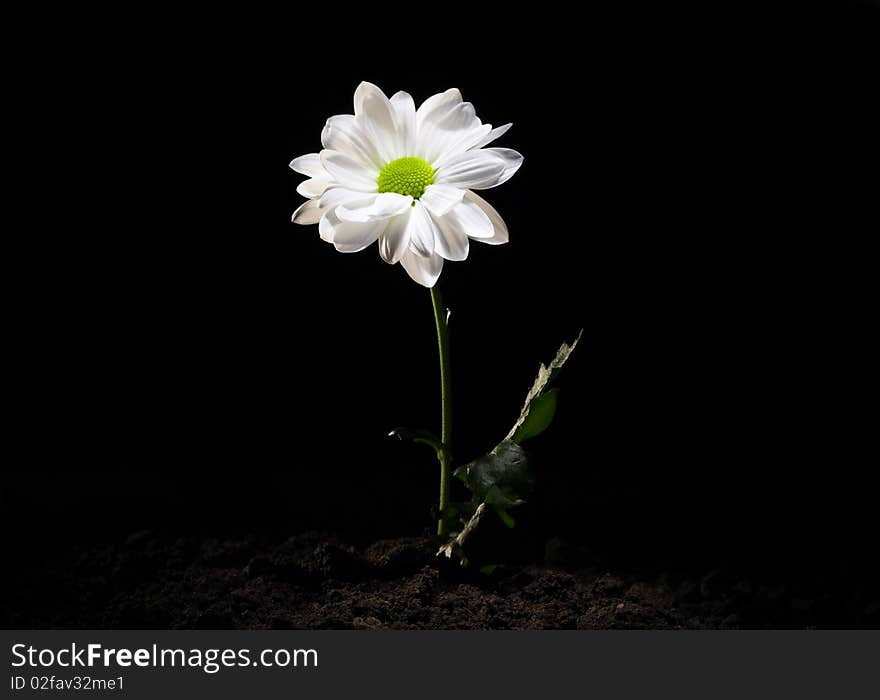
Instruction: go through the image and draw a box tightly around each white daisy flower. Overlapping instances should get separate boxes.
[290,81,523,287]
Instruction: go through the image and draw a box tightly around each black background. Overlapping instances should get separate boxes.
[5,1,878,596]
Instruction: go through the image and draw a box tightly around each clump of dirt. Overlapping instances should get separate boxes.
[3,531,877,629]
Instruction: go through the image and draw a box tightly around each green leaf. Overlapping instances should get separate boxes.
[484,484,524,509]
[491,505,517,529]
[511,388,559,443]
[388,427,448,460]
[504,330,582,443]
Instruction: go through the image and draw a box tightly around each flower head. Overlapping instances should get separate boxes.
[290,82,523,287]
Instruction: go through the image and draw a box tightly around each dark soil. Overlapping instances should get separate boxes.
[4,531,878,629]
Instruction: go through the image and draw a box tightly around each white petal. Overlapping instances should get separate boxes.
[432,211,470,261]
[471,123,512,150]
[431,123,493,168]
[320,150,378,191]
[353,81,385,115]
[416,88,462,132]
[434,150,506,189]
[390,91,416,156]
[419,184,465,217]
[378,210,412,264]
[464,191,509,245]
[291,198,323,225]
[296,178,331,198]
[354,82,398,162]
[406,202,437,257]
[319,208,386,252]
[446,200,494,239]
[423,102,479,163]
[400,249,444,288]
[289,153,329,179]
[415,89,463,161]
[318,210,336,242]
[337,192,412,223]
[321,115,382,169]
[436,101,477,132]
[481,148,524,187]
[319,187,372,210]
[334,221,387,252]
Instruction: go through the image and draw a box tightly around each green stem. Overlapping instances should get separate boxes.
[430,284,452,536]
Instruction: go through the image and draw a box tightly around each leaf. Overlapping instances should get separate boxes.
[484,484,524,509]
[437,502,488,564]
[491,504,516,529]
[388,427,448,459]
[504,330,582,443]
[510,388,559,443]
[454,440,532,502]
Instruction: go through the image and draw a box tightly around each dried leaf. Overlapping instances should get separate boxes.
[504,330,582,442]
[437,502,488,564]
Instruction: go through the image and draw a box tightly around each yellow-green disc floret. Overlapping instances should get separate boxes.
[377,157,435,200]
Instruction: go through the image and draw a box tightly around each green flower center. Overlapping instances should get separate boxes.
[377,157,435,200]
